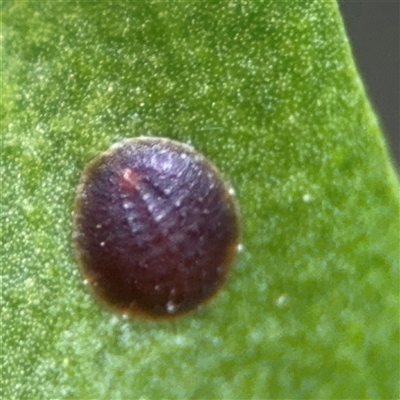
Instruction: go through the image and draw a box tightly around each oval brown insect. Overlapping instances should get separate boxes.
[72,137,240,319]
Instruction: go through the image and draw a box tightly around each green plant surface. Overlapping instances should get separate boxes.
[2,1,399,399]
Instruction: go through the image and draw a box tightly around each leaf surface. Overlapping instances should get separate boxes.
[2,2,399,399]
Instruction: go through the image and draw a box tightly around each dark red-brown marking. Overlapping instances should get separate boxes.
[72,137,240,319]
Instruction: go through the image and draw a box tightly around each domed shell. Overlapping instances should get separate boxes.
[72,137,240,319]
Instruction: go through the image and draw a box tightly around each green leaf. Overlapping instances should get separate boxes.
[2,1,399,399]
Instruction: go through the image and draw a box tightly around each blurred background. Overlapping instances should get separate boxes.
[339,1,399,169]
